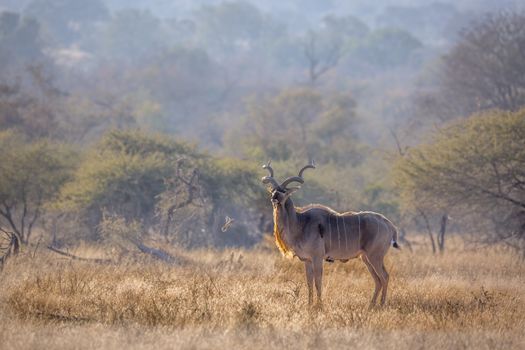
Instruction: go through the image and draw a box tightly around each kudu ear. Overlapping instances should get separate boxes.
[282,186,300,203]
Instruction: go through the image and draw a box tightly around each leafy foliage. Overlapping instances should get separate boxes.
[418,11,525,121]
[200,157,265,210]
[355,28,422,68]
[394,109,525,251]
[60,130,197,218]
[193,1,284,55]
[376,3,460,42]
[0,130,76,250]
[58,130,265,246]
[0,11,44,68]
[24,0,109,45]
[231,88,363,165]
[92,9,164,60]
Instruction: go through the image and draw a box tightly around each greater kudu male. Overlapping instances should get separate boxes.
[262,161,400,307]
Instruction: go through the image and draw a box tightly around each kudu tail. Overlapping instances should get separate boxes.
[391,225,400,249]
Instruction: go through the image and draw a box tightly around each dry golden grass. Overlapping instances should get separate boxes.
[0,238,524,349]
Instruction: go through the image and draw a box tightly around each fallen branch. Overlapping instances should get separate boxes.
[47,246,112,264]
[134,241,177,264]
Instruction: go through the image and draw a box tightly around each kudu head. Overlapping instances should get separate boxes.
[261,160,316,210]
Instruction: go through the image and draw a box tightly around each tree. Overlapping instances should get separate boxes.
[92,9,165,61]
[376,3,460,42]
[230,88,362,165]
[133,47,220,133]
[193,1,284,57]
[0,65,65,139]
[302,29,345,85]
[301,15,368,84]
[355,28,422,69]
[437,12,525,118]
[322,14,369,40]
[24,0,109,45]
[59,130,199,225]
[0,130,75,258]
[394,109,525,254]
[0,11,44,70]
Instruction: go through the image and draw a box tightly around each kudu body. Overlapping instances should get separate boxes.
[262,161,399,307]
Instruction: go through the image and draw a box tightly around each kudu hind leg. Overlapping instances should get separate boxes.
[361,254,382,307]
[365,253,389,306]
[380,263,390,305]
[305,261,314,305]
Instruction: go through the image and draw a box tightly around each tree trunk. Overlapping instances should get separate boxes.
[12,233,20,255]
[418,209,436,254]
[438,213,448,253]
[162,206,176,242]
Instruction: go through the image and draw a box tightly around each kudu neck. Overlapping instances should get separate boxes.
[275,198,300,238]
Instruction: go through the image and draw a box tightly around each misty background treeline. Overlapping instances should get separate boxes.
[1,0,525,260]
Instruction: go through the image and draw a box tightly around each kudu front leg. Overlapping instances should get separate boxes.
[313,257,324,306]
[305,261,314,305]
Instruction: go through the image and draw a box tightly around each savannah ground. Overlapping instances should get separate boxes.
[0,237,524,350]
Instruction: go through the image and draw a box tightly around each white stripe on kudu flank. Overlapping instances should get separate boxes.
[378,217,390,241]
[342,215,347,251]
[336,215,341,250]
[374,215,389,241]
[328,215,332,251]
[358,214,361,248]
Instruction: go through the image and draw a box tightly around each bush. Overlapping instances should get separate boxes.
[59,130,266,247]
[59,130,199,237]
